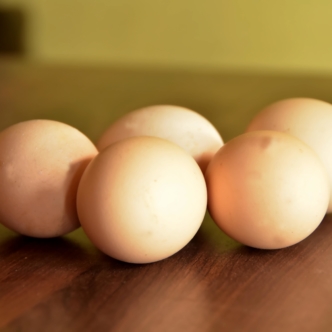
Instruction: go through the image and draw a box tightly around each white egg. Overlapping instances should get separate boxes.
[247,98,332,212]
[0,120,98,237]
[77,136,207,263]
[205,130,329,249]
[97,105,223,172]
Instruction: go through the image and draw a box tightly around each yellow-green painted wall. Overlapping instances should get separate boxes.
[3,0,332,73]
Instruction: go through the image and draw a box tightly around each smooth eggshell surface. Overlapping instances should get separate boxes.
[77,136,207,264]
[205,130,329,249]
[246,98,332,213]
[96,105,223,172]
[0,120,98,237]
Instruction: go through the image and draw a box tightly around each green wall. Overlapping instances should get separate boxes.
[3,0,332,73]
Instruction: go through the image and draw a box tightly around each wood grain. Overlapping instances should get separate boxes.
[1,58,332,331]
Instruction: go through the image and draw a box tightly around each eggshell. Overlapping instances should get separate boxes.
[205,130,330,249]
[0,119,98,237]
[96,105,223,172]
[246,98,332,212]
[77,136,207,263]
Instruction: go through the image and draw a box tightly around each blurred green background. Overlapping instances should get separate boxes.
[1,0,332,74]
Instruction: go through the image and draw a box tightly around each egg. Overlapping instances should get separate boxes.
[0,119,98,238]
[205,131,330,249]
[246,98,332,213]
[77,136,207,263]
[96,105,223,172]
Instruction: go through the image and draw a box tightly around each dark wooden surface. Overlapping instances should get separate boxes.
[1,58,332,332]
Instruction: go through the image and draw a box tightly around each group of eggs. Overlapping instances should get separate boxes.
[0,98,331,263]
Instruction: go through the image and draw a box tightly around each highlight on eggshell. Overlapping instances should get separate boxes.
[0,119,98,238]
[205,130,330,250]
[96,105,223,172]
[246,97,332,213]
[77,136,207,264]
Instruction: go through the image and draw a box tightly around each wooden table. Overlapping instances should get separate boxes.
[1,58,332,332]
